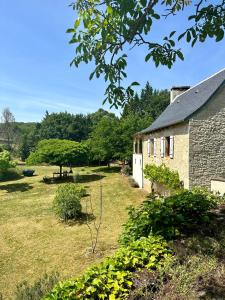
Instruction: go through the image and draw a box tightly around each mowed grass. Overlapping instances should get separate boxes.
[0,165,146,299]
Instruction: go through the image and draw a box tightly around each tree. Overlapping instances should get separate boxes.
[0,108,16,151]
[39,112,93,142]
[39,112,77,140]
[18,123,41,160]
[0,150,16,176]
[89,109,116,127]
[118,114,152,162]
[88,116,120,165]
[26,139,88,178]
[118,82,169,162]
[19,134,30,161]
[68,0,225,107]
[122,82,169,120]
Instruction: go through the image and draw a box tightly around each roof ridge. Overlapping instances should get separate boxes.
[140,68,225,134]
[174,67,225,102]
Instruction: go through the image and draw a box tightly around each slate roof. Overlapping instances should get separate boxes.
[141,68,225,134]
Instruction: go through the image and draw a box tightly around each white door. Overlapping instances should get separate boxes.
[133,154,143,188]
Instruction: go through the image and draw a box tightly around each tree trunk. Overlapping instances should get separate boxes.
[59,165,63,178]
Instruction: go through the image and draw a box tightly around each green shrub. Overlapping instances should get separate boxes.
[144,164,181,190]
[0,150,16,178]
[15,272,59,300]
[119,190,218,245]
[0,168,21,181]
[44,236,171,300]
[53,184,86,221]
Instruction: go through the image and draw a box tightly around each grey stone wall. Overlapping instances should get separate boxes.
[189,84,225,189]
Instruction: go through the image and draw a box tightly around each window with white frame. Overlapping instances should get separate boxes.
[160,136,174,158]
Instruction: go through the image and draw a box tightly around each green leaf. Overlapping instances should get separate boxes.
[178,31,186,41]
[140,0,147,6]
[130,82,140,86]
[216,29,224,42]
[74,18,80,28]
[169,31,176,38]
[145,52,151,62]
[107,6,113,15]
[66,28,74,33]
[177,51,184,60]
[152,13,160,20]
[186,31,191,42]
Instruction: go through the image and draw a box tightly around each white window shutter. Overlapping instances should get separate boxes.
[147,139,150,157]
[170,136,174,158]
[154,138,157,157]
[160,137,165,158]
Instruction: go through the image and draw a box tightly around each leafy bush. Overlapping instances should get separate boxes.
[44,236,171,300]
[119,190,218,244]
[128,177,139,188]
[15,272,59,300]
[0,150,16,177]
[53,184,86,221]
[144,164,181,190]
[0,168,21,181]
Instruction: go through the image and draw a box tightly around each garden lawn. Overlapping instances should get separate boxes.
[0,165,146,299]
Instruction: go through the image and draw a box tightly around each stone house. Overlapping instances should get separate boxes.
[133,68,225,193]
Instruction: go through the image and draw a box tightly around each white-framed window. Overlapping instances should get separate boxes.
[160,136,174,158]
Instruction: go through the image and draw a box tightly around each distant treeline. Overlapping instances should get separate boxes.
[3,82,169,164]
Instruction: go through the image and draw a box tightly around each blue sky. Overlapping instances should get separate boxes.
[0,1,225,122]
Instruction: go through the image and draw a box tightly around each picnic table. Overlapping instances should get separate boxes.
[53,171,69,178]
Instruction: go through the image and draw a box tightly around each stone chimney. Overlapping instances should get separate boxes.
[170,86,190,103]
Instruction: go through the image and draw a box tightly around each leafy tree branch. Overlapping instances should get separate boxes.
[67,0,225,107]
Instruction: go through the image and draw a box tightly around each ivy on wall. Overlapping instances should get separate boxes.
[144,163,181,190]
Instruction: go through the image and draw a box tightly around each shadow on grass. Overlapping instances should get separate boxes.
[0,182,33,193]
[0,172,23,183]
[42,174,105,185]
[77,174,105,183]
[66,213,96,226]
[92,166,120,174]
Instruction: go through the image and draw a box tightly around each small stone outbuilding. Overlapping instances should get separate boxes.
[133,68,225,193]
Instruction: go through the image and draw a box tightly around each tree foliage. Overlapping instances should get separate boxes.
[0,150,16,174]
[26,139,88,176]
[122,82,169,120]
[68,0,225,107]
[53,184,85,221]
[38,111,90,142]
[88,115,120,164]
[88,82,169,163]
